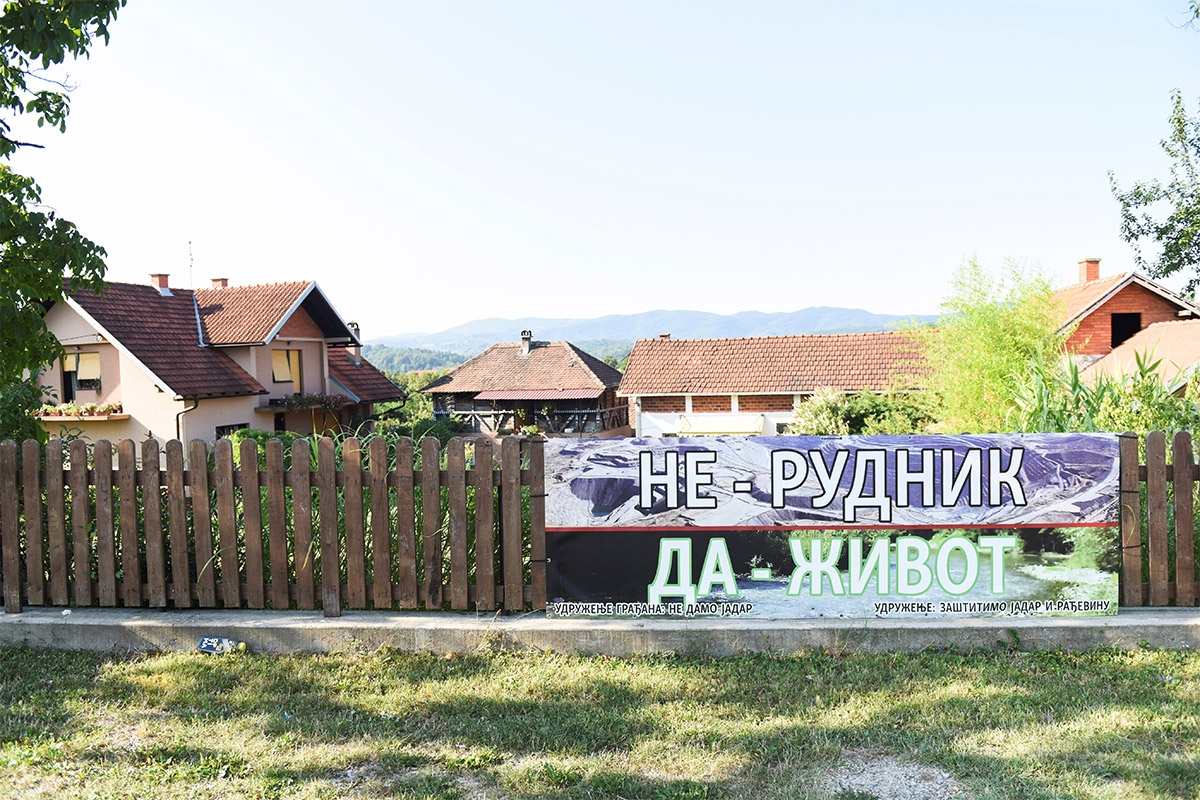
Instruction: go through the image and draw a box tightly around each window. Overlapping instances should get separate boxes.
[1111,313,1141,348]
[63,352,101,401]
[271,349,302,393]
[215,423,249,438]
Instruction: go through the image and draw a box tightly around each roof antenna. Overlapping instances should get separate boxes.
[190,240,207,347]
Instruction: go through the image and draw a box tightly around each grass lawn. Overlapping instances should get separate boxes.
[1,644,1197,799]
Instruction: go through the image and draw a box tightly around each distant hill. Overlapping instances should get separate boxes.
[361,345,467,373]
[370,308,934,358]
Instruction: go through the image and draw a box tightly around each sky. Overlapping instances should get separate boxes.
[11,1,1200,339]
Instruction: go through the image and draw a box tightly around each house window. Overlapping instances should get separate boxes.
[215,423,249,438]
[62,352,101,401]
[271,349,302,393]
[1111,313,1141,348]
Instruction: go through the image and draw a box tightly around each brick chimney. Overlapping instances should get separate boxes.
[347,321,361,364]
[149,273,172,296]
[521,330,532,356]
[210,277,228,289]
[1078,258,1101,284]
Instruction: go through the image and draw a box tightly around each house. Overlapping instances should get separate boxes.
[1080,318,1200,393]
[421,331,627,435]
[1055,258,1200,360]
[618,331,922,437]
[38,274,405,444]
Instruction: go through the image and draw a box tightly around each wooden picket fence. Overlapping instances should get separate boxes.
[1120,431,1199,608]
[0,436,546,616]
[2,431,1199,615]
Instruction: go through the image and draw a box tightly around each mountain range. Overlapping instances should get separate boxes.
[368,307,936,361]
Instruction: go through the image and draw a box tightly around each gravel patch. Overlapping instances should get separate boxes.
[822,751,967,799]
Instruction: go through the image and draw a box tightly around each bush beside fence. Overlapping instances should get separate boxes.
[0,436,545,616]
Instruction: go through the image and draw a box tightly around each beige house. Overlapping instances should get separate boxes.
[39,274,404,444]
[618,331,923,437]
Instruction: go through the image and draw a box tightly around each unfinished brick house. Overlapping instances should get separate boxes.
[421,331,627,436]
[618,331,922,437]
[1056,258,1200,361]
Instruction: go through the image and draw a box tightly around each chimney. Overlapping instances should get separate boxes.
[520,329,532,355]
[149,273,172,296]
[210,277,228,289]
[1078,258,1101,284]
[347,321,361,364]
[659,333,671,340]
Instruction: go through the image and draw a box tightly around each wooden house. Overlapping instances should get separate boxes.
[421,331,626,435]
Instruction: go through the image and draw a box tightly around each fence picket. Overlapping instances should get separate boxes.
[22,440,44,606]
[473,438,495,611]
[241,439,265,609]
[318,437,341,616]
[266,439,289,609]
[501,436,522,611]
[1174,431,1197,607]
[166,440,190,607]
[1146,432,1169,606]
[292,439,314,609]
[94,440,116,608]
[1,441,19,612]
[447,438,468,610]
[529,438,546,610]
[421,436,443,609]
[142,439,167,608]
[1120,432,1143,606]
[369,438,392,609]
[117,440,140,607]
[395,437,417,608]
[214,440,240,608]
[343,438,366,609]
[45,440,68,606]
[69,440,92,606]
[190,439,216,607]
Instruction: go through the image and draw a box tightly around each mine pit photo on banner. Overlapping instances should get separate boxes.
[544,433,1120,619]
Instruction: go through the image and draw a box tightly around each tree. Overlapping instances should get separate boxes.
[0,1,123,440]
[1109,90,1200,294]
[918,258,1066,433]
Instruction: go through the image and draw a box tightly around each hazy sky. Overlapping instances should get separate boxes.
[12,1,1200,339]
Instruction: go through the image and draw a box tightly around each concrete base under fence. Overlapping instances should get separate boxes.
[2,607,1200,655]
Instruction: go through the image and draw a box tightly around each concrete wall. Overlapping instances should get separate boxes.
[632,393,797,436]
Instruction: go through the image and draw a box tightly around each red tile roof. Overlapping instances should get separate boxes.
[1052,272,1200,329]
[1081,319,1200,388]
[1052,272,1130,327]
[617,332,924,395]
[422,340,622,394]
[328,348,406,403]
[194,281,311,345]
[67,282,266,398]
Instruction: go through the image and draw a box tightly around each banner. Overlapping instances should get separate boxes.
[545,433,1120,619]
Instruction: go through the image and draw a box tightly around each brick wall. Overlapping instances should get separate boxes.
[642,395,685,413]
[1066,283,1182,356]
[692,395,732,412]
[738,394,794,412]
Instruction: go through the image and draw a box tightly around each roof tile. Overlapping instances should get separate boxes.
[617,331,924,395]
[422,340,622,394]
